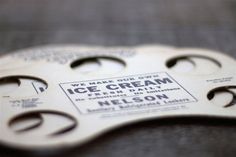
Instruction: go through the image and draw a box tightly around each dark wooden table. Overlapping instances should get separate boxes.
[0,0,236,156]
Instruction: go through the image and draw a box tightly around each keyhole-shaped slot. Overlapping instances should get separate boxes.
[166,55,221,75]
[0,76,47,97]
[71,56,125,74]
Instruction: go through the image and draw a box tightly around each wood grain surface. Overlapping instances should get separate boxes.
[0,0,236,157]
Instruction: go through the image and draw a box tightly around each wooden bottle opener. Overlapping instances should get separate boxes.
[0,45,235,150]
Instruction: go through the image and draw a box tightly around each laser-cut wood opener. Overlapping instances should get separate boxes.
[0,45,235,150]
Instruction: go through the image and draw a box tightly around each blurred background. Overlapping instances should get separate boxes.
[0,0,236,57]
[0,0,236,157]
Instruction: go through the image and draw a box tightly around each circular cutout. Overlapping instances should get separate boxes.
[10,113,42,133]
[71,56,125,74]
[0,76,47,98]
[0,77,20,96]
[207,86,236,109]
[166,55,221,75]
[9,111,77,136]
